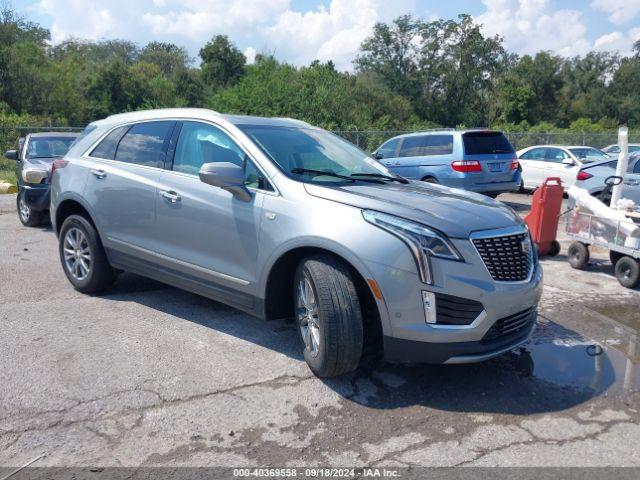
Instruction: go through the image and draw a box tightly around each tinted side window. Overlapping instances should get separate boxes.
[244,158,273,191]
[633,160,640,174]
[91,126,129,160]
[377,139,399,158]
[115,121,174,167]
[399,135,453,158]
[545,148,567,163]
[462,131,514,155]
[173,121,245,175]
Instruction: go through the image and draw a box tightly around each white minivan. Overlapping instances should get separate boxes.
[517,145,609,190]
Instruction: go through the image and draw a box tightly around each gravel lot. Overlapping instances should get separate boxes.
[1,192,639,468]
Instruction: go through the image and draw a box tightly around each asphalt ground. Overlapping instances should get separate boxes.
[0,192,639,469]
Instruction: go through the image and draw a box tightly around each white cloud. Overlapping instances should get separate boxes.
[476,0,591,57]
[262,0,415,70]
[591,0,640,25]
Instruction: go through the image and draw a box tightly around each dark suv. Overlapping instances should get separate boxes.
[4,132,79,226]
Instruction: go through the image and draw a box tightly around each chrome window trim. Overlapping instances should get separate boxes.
[82,117,280,196]
[469,224,535,284]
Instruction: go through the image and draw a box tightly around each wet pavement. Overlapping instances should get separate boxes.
[1,193,639,467]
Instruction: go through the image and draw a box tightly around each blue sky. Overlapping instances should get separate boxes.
[10,0,640,70]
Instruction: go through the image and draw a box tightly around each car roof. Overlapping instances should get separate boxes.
[384,128,500,141]
[91,108,311,129]
[27,132,80,138]
[520,145,598,150]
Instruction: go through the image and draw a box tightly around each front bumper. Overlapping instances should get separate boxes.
[384,308,535,364]
[364,232,543,365]
[20,184,50,212]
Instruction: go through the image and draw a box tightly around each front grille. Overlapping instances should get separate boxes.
[435,293,484,325]
[482,308,536,343]
[472,233,532,282]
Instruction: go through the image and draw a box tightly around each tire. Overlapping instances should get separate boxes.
[518,179,525,193]
[422,176,439,184]
[294,255,364,377]
[58,214,116,293]
[609,250,623,266]
[548,240,561,257]
[567,242,589,269]
[614,256,640,289]
[16,191,44,227]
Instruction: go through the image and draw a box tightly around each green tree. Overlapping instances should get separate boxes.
[140,41,190,77]
[199,35,246,89]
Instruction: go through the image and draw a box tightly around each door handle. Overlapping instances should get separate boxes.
[90,169,107,179]
[160,190,181,203]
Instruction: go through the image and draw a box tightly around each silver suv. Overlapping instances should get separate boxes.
[51,109,543,377]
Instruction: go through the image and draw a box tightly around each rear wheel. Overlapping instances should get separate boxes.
[596,191,612,206]
[568,242,589,269]
[614,256,640,289]
[294,255,363,377]
[16,191,44,227]
[59,214,116,293]
[421,176,439,184]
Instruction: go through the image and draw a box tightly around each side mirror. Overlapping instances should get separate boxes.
[372,152,383,160]
[199,162,251,202]
[4,150,18,161]
[562,158,575,166]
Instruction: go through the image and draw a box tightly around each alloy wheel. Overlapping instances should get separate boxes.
[63,227,91,281]
[18,196,30,223]
[297,276,320,357]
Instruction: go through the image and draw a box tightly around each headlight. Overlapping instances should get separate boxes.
[362,210,462,285]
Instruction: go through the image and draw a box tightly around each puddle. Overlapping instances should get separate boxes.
[522,320,639,396]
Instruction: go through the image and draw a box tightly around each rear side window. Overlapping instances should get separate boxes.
[463,131,514,155]
[115,121,175,168]
[520,148,545,160]
[90,126,129,160]
[399,135,453,157]
[633,159,640,174]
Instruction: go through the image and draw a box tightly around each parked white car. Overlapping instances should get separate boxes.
[517,145,610,190]
[602,143,640,157]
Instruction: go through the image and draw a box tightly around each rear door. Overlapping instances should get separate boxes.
[82,120,176,256]
[518,147,547,188]
[461,131,516,189]
[153,120,268,305]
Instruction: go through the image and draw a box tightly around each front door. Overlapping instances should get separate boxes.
[153,121,269,309]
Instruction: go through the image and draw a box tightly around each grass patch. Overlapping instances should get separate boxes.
[0,158,17,186]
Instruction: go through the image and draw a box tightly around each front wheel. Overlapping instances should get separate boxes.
[294,255,364,377]
[58,214,116,293]
[17,191,44,227]
[568,242,589,269]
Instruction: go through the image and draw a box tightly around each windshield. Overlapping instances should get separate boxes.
[239,125,397,184]
[569,147,608,162]
[26,136,76,159]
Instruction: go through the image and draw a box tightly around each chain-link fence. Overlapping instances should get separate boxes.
[1,125,632,186]
[333,130,628,152]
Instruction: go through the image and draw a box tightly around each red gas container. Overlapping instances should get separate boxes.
[524,177,563,256]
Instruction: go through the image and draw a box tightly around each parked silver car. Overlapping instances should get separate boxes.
[575,152,640,204]
[51,109,542,377]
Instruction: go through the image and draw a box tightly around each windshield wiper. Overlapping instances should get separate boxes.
[350,172,409,184]
[291,168,355,182]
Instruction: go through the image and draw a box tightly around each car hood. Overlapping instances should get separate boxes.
[304,181,523,239]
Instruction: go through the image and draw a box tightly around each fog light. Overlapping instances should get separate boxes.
[422,291,436,324]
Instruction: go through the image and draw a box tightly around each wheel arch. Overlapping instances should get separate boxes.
[54,196,98,236]
[262,245,386,352]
